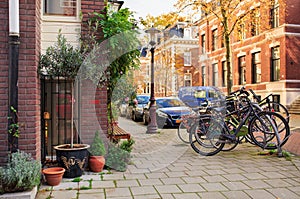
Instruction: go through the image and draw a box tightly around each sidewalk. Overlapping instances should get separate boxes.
[36,116,300,199]
[283,114,300,155]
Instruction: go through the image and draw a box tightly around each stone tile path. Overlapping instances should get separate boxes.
[36,116,300,199]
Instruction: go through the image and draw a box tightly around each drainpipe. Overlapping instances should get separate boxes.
[8,0,20,152]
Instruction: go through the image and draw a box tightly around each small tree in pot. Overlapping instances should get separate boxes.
[39,31,89,178]
[88,131,106,172]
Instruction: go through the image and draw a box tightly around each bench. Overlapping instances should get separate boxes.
[108,123,131,143]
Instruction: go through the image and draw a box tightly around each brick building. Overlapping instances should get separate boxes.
[196,0,300,108]
[142,22,199,97]
[0,0,108,165]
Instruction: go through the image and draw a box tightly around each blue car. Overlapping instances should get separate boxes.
[143,97,193,128]
[178,86,225,112]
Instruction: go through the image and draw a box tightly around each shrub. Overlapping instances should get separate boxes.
[105,142,130,172]
[120,138,135,153]
[0,150,41,194]
[89,131,106,156]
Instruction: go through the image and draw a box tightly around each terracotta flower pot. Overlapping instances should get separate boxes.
[89,156,105,172]
[42,167,65,186]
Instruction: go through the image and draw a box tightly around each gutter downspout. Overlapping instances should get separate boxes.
[8,0,20,152]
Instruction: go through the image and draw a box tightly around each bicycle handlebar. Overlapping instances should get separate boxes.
[229,86,249,97]
[249,89,260,101]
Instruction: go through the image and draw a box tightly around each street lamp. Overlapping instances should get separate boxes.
[108,0,124,12]
[145,27,160,134]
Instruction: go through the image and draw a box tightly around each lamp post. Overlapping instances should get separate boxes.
[108,0,124,12]
[145,27,160,134]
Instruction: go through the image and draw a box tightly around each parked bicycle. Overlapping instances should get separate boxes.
[249,88,290,123]
[188,87,290,156]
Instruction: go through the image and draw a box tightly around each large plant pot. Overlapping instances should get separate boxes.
[42,167,65,186]
[54,144,90,178]
[89,156,105,172]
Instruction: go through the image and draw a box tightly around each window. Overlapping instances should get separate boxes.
[251,8,260,36]
[212,29,218,51]
[271,46,280,81]
[237,22,246,41]
[184,52,191,66]
[252,52,261,83]
[184,73,192,86]
[222,61,227,87]
[270,0,279,28]
[201,34,206,54]
[212,63,218,86]
[221,33,224,48]
[238,56,246,85]
[202,66,206,86]
[44,0,77,16]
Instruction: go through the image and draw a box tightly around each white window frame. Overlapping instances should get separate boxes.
[42,0,81,22]
[184,51,191,66]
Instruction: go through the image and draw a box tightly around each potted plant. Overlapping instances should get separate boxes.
[42,167,65,186]
[0,150,41,194]
[39,31,90,178]
[88,131,106,172]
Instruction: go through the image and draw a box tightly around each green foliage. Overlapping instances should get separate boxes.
[120,138,135,153]
[39,30,83,78]
[81,7,141,122]
[8,106,19,138]
[0,150,41,193]
[89,131,106,156]
[105,142,131,172]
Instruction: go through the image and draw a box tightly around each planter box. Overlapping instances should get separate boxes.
[0,186,37,199]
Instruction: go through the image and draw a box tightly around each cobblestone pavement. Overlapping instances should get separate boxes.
[36,116,300,199]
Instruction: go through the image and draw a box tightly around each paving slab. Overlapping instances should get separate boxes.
[35,116,300,199]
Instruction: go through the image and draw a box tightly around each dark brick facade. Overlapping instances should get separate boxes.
[0,0,107,165]
[0,1,9,165]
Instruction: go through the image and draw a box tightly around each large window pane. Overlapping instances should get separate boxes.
[238,56,246,85]
[213,63,218,86]
[252,52,261,83]
[270,0,279,28]
[222,61,227,87]
[271,46,280,81]
[202,66,206,86]
[44,0,77,16]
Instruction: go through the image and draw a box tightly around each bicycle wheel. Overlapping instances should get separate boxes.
[221,121,239,152]
[260,101,290,123]
[189,116,225,156]
[248,111,290,149]
[178,121,189,144]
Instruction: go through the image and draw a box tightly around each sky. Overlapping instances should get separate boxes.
[122,0,178,19]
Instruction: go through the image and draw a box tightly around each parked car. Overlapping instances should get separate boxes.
[178,86,225,112]
[127,95,150,121]
[143,97,193,128]
[119,100,128,117]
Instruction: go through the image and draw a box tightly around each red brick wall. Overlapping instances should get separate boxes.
[79,80,107,144]
[0,1,9,165]
[197,0,300,93]
[17,0,41,161]
[80,0,108,142]
[0,0,41,165]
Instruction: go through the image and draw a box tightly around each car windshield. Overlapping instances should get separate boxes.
[137,96,149,104]
[156,98,186,108]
